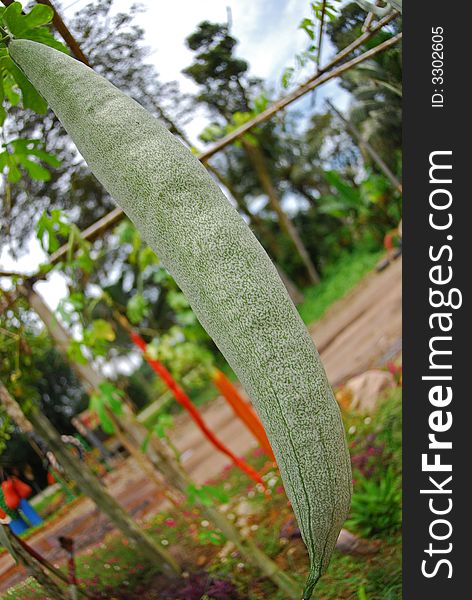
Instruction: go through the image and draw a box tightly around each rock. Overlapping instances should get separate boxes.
[345,369,395,413]
[336,528,380,556]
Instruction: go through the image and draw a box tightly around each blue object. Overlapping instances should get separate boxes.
[9,516,29,535]
[19,498,43,527]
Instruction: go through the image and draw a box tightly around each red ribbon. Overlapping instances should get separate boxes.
[130,332,264,486]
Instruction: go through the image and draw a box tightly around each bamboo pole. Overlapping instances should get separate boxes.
[1,526,65,599]
[0,380,180,574]
[10,290,301,596]
[27,20,400,274]
[315,0,327,75]
[326,99,402,192]
[28,407,181,574]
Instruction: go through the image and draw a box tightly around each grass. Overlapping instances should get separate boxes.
[3,381,402,600]
[298,248,383,325]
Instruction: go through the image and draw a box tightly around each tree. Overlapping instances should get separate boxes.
[1,0,191,255]
[183,21,321,284]
[326,3,402,174]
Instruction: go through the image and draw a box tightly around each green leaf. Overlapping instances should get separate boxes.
[89,319,116,343]
[138,246,158,270]
[38,262,54,274]
[154,414,173,438]
[186,483,229,507]
[127,293,150,324]
[324,171,362,207]
[0,139,60,183]
[2,73,20,106]
[357,585,368,600]
[16,155,51,180]
[0,74,5,126]
[73,250,94,274]
[299,17,315,39]
[20,28,67,53]
[20,4,54,30]
[199,123,225,143]
[27,147,61,168]
[116,220,138,244]
[2,2,23,36]
[5,57,47,113]
[0,150,7,171]
[281,67,294,89]
[198,529,225,546]
[140,431,152,453]
[5,154,21,183]
[90,394,115,434]
[90,383,124,432]
[67,340,88,365]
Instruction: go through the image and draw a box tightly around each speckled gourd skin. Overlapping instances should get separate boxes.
[10,40,352,597]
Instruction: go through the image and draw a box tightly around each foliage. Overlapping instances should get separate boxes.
[0,1,67,124]
[1,0,190,254]
[345,387,402,538]
[347,466,401,537]
[183,21,260,119]
[282,1,342,90]
[0,296,88,486]
[298,246,382,324]
[0,138,60,183]
[89,382,124,434]
[186,483,229,508]
[147,326,214,389]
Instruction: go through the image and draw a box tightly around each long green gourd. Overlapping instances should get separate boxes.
[10,39,351,598]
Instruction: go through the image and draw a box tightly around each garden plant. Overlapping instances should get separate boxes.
[0,1,402,598]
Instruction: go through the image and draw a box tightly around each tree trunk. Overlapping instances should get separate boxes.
[242,140,320,284]
[0,380,180,575]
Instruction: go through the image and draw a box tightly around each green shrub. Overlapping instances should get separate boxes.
[347,466,401,537]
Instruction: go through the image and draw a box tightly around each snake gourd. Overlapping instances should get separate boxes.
[10,39,352,598]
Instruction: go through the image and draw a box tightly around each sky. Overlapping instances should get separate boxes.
[0,0,349,309]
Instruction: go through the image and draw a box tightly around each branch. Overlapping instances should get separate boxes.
[4,6,399,282]
[37,0,91,65]
[315,0,327,74]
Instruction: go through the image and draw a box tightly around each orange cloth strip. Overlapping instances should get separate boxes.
[130,332,264,487]
[212,369,276,462]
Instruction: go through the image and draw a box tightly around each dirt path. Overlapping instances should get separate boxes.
[0,258,402,593]
[310,256,402,384]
